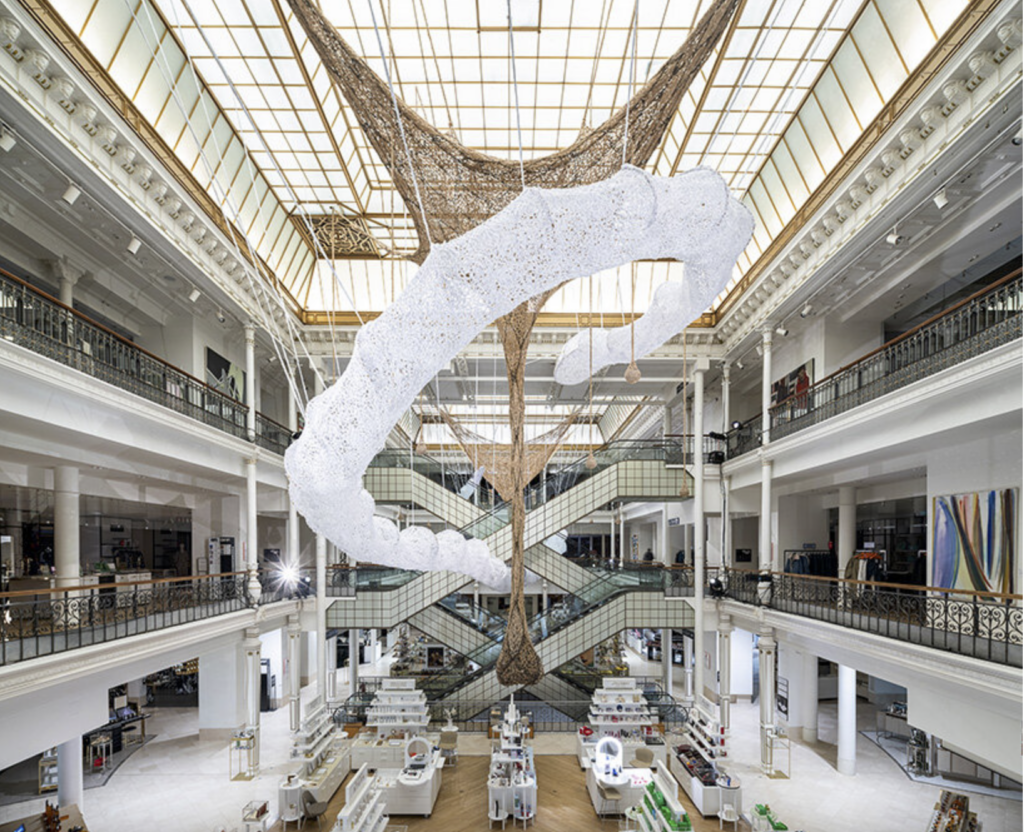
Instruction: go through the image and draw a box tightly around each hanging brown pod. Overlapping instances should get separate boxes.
[624,360,642,384]
[585,450,598,469]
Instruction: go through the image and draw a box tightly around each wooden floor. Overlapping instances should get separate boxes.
[271,755,750,832]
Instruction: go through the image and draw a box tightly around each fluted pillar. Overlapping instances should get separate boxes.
[57,736,83,809]
[288,615,302,731]
[758,634,776,774]
[348,629,360,693]
[245,455,260,601]
[760,458,773,573]
[693,362,706,700]
[661,629,673,698]
[838,664,857,775]
[802,650,819,743]
[53,466,80,588]
[718,615,732,729]
[244,322,256,441]
[243,627,262,771]
[682,632,694,703]
[761,327,773,443]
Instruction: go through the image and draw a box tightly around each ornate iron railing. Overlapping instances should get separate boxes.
[716,569,1022,667]
[0,572,251,666]
[0,267,291,452]
[727,272,1023,457]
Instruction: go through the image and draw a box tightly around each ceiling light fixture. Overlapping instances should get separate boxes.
[755,344,763,357]
[127,235,141,255]
[886,226,905,246]
[731,420,742,430]
[216,310,226,323]
[0,129,14,152]
[61,183,81,206]
[775,325,789,337]
[735,360,744,370]
[800,303,813,318]
[933,188,948,209]
[188,288,201,303]
[1012,128,1022,146]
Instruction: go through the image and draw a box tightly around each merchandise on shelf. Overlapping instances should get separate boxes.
[925,789,979,832]
[488,696,538,824]
[366,678,429,739]
[335,764,388,832]
[753,803,788,831]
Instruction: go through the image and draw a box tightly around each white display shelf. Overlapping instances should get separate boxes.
[638,767,691,832]
[367,680,429,739]
[489,701,537,825]
[336,764,388,832]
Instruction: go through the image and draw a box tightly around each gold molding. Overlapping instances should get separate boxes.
[714,0,1001,321]
[18,0,303,315]
[302,310,717,328]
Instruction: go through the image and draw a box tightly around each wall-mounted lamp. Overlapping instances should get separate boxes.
[775,325,789,337]
[933,188,948,209]
[60,183,81,206]
[800,303,813,318]
[886,227,905,246]
[216,309,227,323]
[127,235,142,255]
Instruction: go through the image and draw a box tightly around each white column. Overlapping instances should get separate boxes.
[838,486,856,578]
[609,507,616,566]
[722,475,732,569]
[541,580,549,611]
[243,627,262,771]
[473,582,481,626]
[58,275,78,308]
[682,632,694,703]
[663,404,672,438]
[53,466,80,588]
[758,634,777,774]
[288,615,302,731]
[348,629,360,693]
[245,455,261,601]
[837,664,857,775]
[760,458,773,573]
[693,364,706,700]
[244,322,256,441]
[661,629,673,698]
[326,634,338,700]
[718,615,732,729]
[369,628,379,663]
[316,533,327,698]
[802,650,819,743]
[618,513,626,566]
[761,327,773,444]
[57,736,83,809]
[682,524,691,566]
[721,362,731,432]
[287,382,300,568]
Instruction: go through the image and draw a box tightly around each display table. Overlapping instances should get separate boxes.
[586,766,653,814]
[278,778,304,828]
[375,749,445,817]
[351,735,427,769]
[578,733,667,769]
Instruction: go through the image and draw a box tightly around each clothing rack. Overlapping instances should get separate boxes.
[783,549,837,577]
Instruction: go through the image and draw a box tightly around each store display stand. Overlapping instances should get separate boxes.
[578,679,666,770]
[488,698,537,828]
[289,696,352,804]
[669,699,740,817]
[241,800,271,832]
[230,729,257,781]
[334,764,389,832]
[37,749,57,794]
[366,678,430,739]
[926,789,981,832]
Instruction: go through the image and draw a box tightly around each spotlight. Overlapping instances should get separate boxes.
[731,420,742,430]
[933,188,948,209]
[127,235,141,255]
[1012,129,1022,146]
[775,325,789,337]
[755,344,763,357]
[886,230,905,246]
[708,577,726,598]
[216,309,226,323]
[61,184,81,206]
[735,360,744,370]
[0,130,14,152]
[188,288,201,303]
[291,430,302,441]
[800,302,813,318]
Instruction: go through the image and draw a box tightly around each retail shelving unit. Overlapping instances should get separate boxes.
[578,678,666,770]
[289,696,352,804]
[925,790,980,832]
[334,764,389,832]
[669,700,739,817]
[37,750,57,794]
[488,698,537,827]
[366,678,429,739]
[637,766,692,832]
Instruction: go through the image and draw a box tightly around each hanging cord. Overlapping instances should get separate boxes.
[580,0,612,133]
[680,335,690,498]
[586,276,597,470]
[506,0,527,189]
[622,0,640,167]
[625,261,641,383]
[367,0,433,247]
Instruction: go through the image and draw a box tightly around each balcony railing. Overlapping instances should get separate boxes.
[663,434,727,464]
[0,569,315,667]
[0,266,290,454]
[715,568,1022,667]
[727,272,1023,457]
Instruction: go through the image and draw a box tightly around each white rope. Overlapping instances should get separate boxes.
[622,0,640,167]
[367,0,433,248]
[506,0,527,189]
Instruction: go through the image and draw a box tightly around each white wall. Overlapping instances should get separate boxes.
[777,642,807,730]
[926,427,1022,590]
[776,494,830,569]
[730,627,754,698]
[731,516,758,571]
[198,643,246,735]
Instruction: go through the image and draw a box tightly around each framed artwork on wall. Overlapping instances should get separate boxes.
[932,488,1017,594]
[206,347,246,403]
[770,359,814,406]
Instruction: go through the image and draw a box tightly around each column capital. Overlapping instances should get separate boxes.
[245,452,260,467]
[287,613,301,631]
[757,633,776,651]
[243,627,261,648]
[47,256,85,286]
[244,321,257,343]
[718,613,732,629]
[721,362,731,380]
[760,325,773,345]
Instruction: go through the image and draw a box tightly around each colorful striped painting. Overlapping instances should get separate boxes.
[932,488,1017,594]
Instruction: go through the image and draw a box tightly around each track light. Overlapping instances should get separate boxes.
[775,325,789,337]
[0,130,14,152]
[216,310,226,323]
[1012,129,1022,147]
[800,303,813,318]
[735,360,744,370]
[731,420,742,431]
[61,183,81,206]
[188,288,201,303]
[755,344,763,357]
[933,188,948,209]
[127,235,141,255]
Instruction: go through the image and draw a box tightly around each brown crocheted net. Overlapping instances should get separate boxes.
[287,0,738,687]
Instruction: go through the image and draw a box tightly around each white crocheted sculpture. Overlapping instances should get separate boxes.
[285,165,753,584]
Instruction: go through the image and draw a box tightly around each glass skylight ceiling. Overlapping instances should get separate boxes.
[48,0,968,317]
